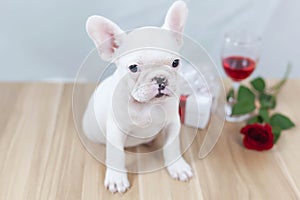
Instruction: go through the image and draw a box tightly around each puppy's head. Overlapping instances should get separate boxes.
[86,1,188,102]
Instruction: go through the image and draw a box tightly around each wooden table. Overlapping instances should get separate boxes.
[0,81,299,200]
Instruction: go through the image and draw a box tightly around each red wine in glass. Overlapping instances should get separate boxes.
[222,56,256,81]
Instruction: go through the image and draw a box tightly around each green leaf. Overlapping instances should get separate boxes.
[259,93,276,109]
[226,88,234,101]
[237,85,255,102]
[247,115,263,124]
[232,99,256,115]
[259,108,270,123]
[270,113,295,130]
[272,125,282,143]
[231,86,256,115]
[251,77,266,92]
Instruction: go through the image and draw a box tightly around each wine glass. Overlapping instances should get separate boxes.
[222,30,261,122]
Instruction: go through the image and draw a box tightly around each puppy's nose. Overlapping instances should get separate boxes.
[158,82,166,90]
[153,76,167,90]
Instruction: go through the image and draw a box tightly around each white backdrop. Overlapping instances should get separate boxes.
[0,0,299,81]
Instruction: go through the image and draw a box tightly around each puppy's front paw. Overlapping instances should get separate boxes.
[104,168,130,193]
[167,158,193,181]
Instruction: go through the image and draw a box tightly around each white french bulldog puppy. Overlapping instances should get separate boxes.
[82,0,192,193]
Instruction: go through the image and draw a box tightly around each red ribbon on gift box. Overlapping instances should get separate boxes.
[179,95,188,123]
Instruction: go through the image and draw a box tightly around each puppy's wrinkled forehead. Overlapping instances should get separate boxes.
[118,49,176,67]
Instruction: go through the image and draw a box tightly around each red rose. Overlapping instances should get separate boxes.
[240,123,274,151]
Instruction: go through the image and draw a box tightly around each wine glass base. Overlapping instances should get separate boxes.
[225,103,253,122]
[225,113,252,123]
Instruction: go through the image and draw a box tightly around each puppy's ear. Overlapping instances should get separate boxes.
[162,1,188,46]
[86,16,125,61]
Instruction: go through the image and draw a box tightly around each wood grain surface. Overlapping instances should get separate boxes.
[0,81,299,200]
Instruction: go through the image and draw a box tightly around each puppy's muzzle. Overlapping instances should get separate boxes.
[153,76,168,91]
[153,76,169,98]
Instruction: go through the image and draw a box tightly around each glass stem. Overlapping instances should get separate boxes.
[232,81,240,103]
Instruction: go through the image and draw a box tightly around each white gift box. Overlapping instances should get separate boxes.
[179,94,212,129]
[178,62,219,129]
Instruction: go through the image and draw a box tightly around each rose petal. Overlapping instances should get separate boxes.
[241,123,274,151]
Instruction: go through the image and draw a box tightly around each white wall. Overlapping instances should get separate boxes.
[0,0,299,81]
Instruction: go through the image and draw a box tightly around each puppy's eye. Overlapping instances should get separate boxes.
[128,64,138,73]
[172,59,180,68]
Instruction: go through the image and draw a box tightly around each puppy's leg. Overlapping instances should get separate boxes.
[163,121,193,181]
[104,120,129,193]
